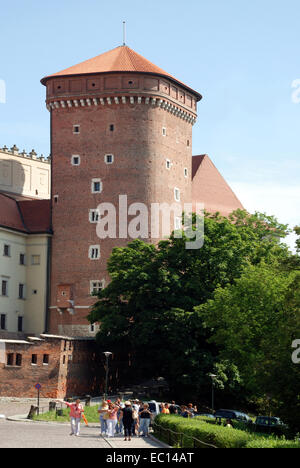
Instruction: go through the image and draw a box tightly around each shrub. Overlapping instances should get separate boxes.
[154,414,250,448]
[154,415,300,449]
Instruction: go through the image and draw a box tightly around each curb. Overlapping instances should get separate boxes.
[148,434,171,448]
[6,414,99,428]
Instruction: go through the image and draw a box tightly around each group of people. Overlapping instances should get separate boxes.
[56,397,201,440]
[98,399,152,441]
[160,401,198,418]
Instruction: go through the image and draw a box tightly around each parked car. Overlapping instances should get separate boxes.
[254,416,287,435]
[214,409,252,423]
[146,400,162,423]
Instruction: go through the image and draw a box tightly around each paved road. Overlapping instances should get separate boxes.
[0,420,111,448]
[0,400,167,449]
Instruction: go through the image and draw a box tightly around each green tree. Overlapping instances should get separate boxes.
[88,210,291,399]
[197,264,300,431]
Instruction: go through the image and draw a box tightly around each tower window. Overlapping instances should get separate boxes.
[91,179,102,194]
[109,124,114,132]
[184,168,188,178]
[162,127,167,137]
[187,140,190,147]
[105,154,114,164]
[89,209,100,223]
[73,125,80,134]
[89,245,100,260]
[166,159,171,170]
[71,155,81,166]
[90,280,105,295]
[174,188,181,202]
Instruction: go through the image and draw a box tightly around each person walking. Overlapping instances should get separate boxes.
[121,401,134,441]
[106,402,118,438]
[98,400,109,436]
[138,403,152,437]
[56,399,84,436]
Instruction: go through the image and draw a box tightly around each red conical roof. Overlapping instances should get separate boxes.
[41,45,201,99]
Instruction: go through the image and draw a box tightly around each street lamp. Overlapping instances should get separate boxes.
[209,373,217,413]
[103,352,112,400]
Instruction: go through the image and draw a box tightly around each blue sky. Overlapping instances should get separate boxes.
[0,0,299,249]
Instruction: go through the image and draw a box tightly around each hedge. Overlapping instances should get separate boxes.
[153,415,300,449]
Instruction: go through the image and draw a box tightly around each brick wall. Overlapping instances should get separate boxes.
[0,336,103,398]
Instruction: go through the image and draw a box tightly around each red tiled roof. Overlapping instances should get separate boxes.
[192,155,244,217]
[0,193,51,234]
[41,45,202,99]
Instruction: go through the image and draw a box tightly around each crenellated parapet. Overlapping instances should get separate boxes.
[46,94,197,125]
[0,145,51,164]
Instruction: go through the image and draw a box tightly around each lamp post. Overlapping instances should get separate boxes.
[103,352,112,400]
[209,373,217,413]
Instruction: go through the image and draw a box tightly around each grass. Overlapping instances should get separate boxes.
[33,405,100,423]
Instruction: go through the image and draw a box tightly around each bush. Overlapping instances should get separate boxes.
[246,438,300,448]
[154,415,300,449]
[154,414,250,448]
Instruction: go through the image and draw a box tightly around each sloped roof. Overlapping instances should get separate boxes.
[0,193,51,234]
[192,154,244,217]
[41,45,202,99]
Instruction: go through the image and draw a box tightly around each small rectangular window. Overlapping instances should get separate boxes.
[18,284,26,299]
[90,280,104,295]
[162,127,167,136]
[32,255,41,265]
[43,354,49,365]
[16,354,22,367]
[18,316,23,332]
[0,314,6,330]
[104,154,114,164]
[3,245,10,257]
[7,354,14,366]
[166,159,171,170]
[1,280,8,297]
[184,168,188,178]
[174,188,180,202]
[91,179,102,194]
[109,124,114,132]
[19,254,26,265]
[71,155,80,166]
[31,354,38,365]
[89,246,100,260]
[73,125,80,134]
[89,209,100,223]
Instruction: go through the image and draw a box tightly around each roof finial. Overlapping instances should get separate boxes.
[123,21,126,46]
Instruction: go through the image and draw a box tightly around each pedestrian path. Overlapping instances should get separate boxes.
[105,433,168,449]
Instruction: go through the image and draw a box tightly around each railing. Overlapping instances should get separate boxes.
[152,420,218,449]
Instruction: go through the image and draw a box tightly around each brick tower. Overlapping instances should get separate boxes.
[41,45,202,337]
